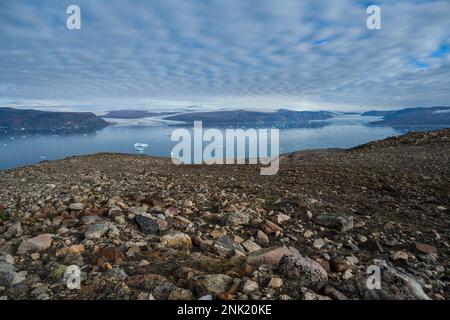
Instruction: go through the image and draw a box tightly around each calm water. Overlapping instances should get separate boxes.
[0,115,446,170]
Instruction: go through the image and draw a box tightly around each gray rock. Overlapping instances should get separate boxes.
[226,211,250,227]
[256,230,269,245]
[242,279,259,294]
[0,262,18,287]
[5,222,23,238]
[81,215,102,225]
[242,240,262,253]
[11,271,27,286]
[107,268,128,280]
[213,236,246,258]
[135,215,160,234]
[0,252,14,265]
[190,274,232,297]
[301,287,332,300]
[84,223,108,239]
[277,247,328,290]
[314,213,353,232]
[313,238,325,249]
[69,203,84,211]
[356,259,431,300]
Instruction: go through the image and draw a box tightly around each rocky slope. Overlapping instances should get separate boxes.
[0,129,449,300]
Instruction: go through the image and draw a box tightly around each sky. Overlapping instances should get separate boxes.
[0,0,449,112]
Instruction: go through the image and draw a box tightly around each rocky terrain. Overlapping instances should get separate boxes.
[0,129,448,300]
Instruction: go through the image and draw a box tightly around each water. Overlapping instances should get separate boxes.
[0,115,447,171]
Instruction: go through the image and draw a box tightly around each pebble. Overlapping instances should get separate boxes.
[256,230,269,245]
[190,274,232,297]
[313,238,325,249]
[242,240,262,253]
[303,230,314,238]
[135,215,160,234]
[84,224,109,239]
[160,231,192,249]
[242,280,259,294]
[69,203,84,211]
[268,277,283,288]
[276,213,291,224]
[114,216,126,225]
[226,211,250,227]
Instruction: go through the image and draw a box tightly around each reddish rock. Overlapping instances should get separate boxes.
[415,242,438,255]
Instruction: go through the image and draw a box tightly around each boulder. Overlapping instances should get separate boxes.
[277,248,328,290]
[314,213,353,232]
[160,231,192,249]
[17,234,54,253]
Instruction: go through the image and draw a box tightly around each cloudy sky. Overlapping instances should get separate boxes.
[0,0,449,112]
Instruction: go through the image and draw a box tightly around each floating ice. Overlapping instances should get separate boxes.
[134,143,148,152]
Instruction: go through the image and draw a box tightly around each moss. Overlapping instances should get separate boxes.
[50,264,67,281]
[0,210,9,221]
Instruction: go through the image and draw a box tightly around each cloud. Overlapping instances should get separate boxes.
[0,0,449,111]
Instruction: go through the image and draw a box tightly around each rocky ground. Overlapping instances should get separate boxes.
[0,129,449,300]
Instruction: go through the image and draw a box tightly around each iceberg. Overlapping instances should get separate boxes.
[134,143,148,152]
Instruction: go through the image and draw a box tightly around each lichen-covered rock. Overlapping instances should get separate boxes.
[190,274,232,297]
[226,211,250,227]
[160,231,192,249]
[277,248,328,290]
[84,224,108,239]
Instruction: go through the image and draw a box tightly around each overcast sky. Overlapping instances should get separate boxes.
[0,0,449,112]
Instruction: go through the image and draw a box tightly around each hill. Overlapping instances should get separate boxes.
[0,107,108,135]
[163,109,334,127]
[366,106,450,126]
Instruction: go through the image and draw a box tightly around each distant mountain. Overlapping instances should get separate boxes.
[163,109,335,127]
[102,110,176,119]
[0,107,108,134]
[362,110,396,117]
[367,106,450,126]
